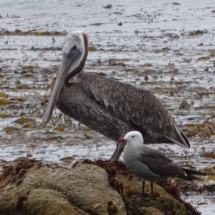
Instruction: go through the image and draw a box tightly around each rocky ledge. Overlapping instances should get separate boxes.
[0,158,201,215]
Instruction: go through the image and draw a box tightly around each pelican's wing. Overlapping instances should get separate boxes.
[80,74,190,148]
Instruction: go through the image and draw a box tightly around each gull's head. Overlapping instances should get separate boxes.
[118,131,144,146]
[110,131,143,162]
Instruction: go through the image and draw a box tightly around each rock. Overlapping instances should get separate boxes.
[84,160,202,215]
[189,30,207,36]
[164,33,180,39]
[179,100,191,110]
[144,76,149,81]
[23,189,88,215]
[0,159,126,215]
[58,30,68,36]
[140,207,163,215]
[208,180,215,185]
[116,174,187,215]
[172,2,181,5]
[104,4,113,9]
[118,22,123,26]
[0,159,201,215]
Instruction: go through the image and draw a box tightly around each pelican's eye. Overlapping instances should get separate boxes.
[71,45,77,50]
[68,45,78,57]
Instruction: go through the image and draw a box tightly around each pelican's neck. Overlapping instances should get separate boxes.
[65,34,88,86]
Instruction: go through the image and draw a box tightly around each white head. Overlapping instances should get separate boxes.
[42,30,88,126]
[110,131,144,162]
[62,30,86,76]
[118,131,144,146]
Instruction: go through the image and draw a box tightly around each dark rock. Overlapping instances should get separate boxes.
[104,4,113,9]
[172,2,181,5]
[164,33,180,39]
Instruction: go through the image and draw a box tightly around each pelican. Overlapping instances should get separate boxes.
[42,30,190,161]
[118,131,205,197]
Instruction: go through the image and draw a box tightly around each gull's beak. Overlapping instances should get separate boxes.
[118,138,126,143]
[42,49,81,127]
[110,138,127,162]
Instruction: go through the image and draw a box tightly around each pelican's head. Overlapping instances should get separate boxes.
[62,30,87,82]
[42,30,88,126]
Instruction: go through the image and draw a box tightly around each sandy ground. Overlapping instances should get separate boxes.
[0,0,215,214]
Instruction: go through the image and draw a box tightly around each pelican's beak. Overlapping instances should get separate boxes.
[42,49,81,127]
[110,138,127,162]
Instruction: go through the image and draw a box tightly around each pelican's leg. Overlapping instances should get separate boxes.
[150,180,153,196]
[142,179,145,195]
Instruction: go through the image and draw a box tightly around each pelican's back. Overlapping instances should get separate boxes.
[78,73,190,148]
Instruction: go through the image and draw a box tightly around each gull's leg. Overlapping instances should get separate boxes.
[131,179,151,200]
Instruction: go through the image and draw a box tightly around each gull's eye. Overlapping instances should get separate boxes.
[132,136,135,138]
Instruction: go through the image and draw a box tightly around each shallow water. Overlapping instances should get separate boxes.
[0,0,215,214]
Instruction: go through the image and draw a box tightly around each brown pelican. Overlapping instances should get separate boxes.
[118,131,205,197]
[42,30,190,161]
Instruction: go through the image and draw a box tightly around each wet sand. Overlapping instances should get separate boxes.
[0,0,215,214]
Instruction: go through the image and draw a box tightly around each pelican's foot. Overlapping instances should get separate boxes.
[131,193,152,200]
